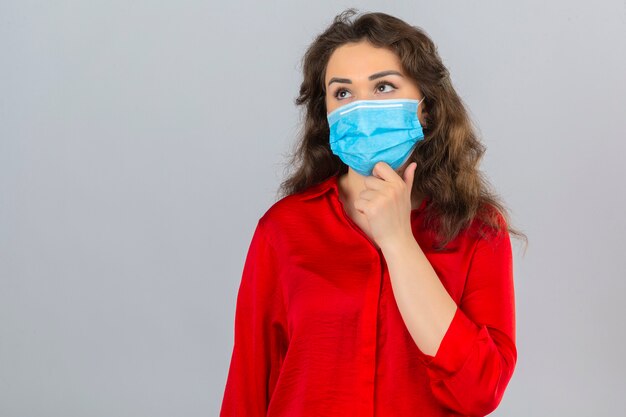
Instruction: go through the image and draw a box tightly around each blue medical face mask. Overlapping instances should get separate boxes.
[327,97,426,176]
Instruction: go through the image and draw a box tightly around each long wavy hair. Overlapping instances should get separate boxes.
[277,8,528,252]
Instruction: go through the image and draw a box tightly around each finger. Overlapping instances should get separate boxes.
[371,161,398,182]
[403,162,417,189]
[363,175,386,191]
[353,198,366,215]
[358,189,378,201]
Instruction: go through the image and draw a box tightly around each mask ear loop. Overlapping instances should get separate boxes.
[417,96,427,130]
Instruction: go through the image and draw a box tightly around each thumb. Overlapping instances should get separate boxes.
[403,162,417,190]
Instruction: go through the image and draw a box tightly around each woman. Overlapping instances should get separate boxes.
[220,8,527,417]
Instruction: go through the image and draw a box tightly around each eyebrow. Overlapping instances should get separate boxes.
[327,70,404,88]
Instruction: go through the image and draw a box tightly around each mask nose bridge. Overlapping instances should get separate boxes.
[327,97,425,124]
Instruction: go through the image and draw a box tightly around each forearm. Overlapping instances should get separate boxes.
[381,232,458,357]
[380,221,517,416]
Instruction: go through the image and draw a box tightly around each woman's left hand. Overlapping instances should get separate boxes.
[354,161,417,251]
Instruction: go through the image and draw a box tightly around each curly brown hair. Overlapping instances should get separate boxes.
[277,8,528,253]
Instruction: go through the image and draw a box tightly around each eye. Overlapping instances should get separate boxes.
[333,88,352,100]
[375,80,397,93]
[331,80,398,100]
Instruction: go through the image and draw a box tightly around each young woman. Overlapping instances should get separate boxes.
[220,8,527,417]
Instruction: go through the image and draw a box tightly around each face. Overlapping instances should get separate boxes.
[324,39,427,123]
[324,40,428,175]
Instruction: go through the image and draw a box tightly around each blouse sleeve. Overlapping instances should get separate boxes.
[219,217,289,417]
[418,218,517,416]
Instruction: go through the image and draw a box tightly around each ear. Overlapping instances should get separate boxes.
[418,103,429,128]
[420,112,428,128]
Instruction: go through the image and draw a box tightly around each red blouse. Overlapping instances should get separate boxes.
[219,173,517,417]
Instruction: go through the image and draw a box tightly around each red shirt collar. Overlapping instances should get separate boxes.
[297,174,340,201]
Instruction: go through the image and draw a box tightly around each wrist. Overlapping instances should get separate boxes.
[379,230,418,256]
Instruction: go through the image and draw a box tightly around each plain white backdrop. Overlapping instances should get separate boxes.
[1,1,625,416]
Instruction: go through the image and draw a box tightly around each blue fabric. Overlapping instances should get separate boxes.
[327,97,425,176]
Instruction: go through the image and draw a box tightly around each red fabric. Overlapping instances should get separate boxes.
[220,173,517,417]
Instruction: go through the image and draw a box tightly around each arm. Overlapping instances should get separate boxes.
[383,218,517,416]
[219,217,289,417]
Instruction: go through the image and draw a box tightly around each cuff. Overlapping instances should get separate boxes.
[418,306,484,380]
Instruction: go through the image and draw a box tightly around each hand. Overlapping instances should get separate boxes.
[353,161,417,251]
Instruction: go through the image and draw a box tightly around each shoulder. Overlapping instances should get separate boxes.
[255,191,322,244]
[258,176,337,232]
[260,193,306,224]
[445,201,507,247]
[465,204,511,255]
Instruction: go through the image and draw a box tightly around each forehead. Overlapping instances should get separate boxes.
[325,41,403,82]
